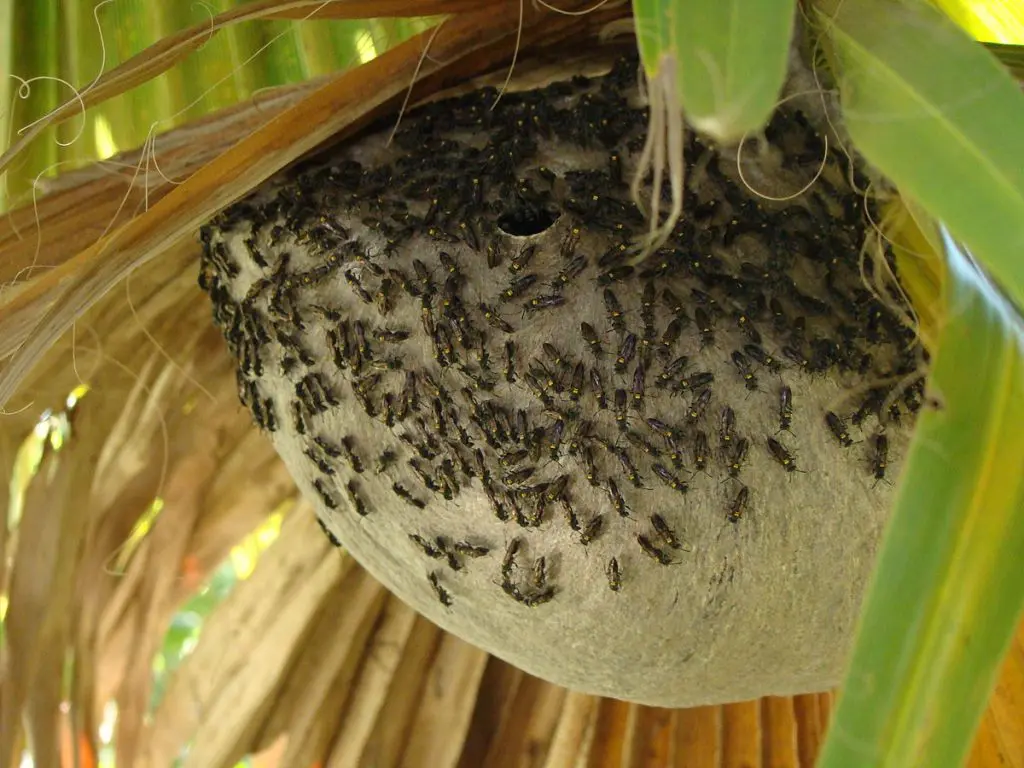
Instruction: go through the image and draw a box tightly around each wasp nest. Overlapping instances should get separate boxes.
[198,57,921,707]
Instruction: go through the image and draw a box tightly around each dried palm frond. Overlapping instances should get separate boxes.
[2,3,1023,767]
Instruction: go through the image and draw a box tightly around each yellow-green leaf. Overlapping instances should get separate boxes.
[633,0,796,143]
[816,0,1024,313]
[818,224,1024,768]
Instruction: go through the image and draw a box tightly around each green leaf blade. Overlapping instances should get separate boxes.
[818,0,1024,312]
[632,0,795,143]
[818,227,1024,768]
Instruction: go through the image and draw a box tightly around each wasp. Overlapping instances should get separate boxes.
[637,534,673,566]
[523,294,566,315]
[515,409,529,445]
[695,307,715,348]
[744,343,781,374]
[657,356,689,389]
[520,587,556,608]
[580,444,600,487]
[766,436,801,473]
[613,448,643,488]
[651,513,683,550]
[304,447,334,476]
[607,478,630,517]
[728,486,749,524]
[509,244,537,274]
[778,386,793,432]
[502,537,522,578]
[825,411,854,447]
[731,350,759,391]
[500,448,530,468]
[457,218,481,250]
[603,288,626,331]
[550,255,588,291]
[290,401,308,436]
[428,571,453,607]
[781,345,810,370]
[338,436,364,473]
[615,333,637,374]
[500,274,537,302]
[579,514,605,546]
[503,466,535,487]
[597,265,634,286]
[718,407,736,447]
[316,518,342,548]
[453,541,490,559]
[693,430,710,473]
[500,577,524,602]
[347,275,374,305]
[659,318,684,360]
[871,433,889,485]
[373,328,410,344]
[614,389,629,431]
[541,343,569,371]
[591,368,608,410]
[407,536,444,561]
[312,435,343,459]
[580,322,604,357]
[532,556,548,589]
[409,459,440,492]
[313,478,338,510]
[625,430,661,458]
[630,363,646,411]
[374,450,397,475]
[486,239,504,268]
[645,417,678,442]
[503,340,517,384]
[556,224,581,260]
[393,482,427,509]
[561,498,582,531]
[606,557,623,592]
[652,463,688,494]
[567,362,586,402]
[678,371,714,393]
[335,479,364,517]
[687,388,713,423]
[662,288,686,318]
[734,313,763,346]
[547,418,567,460]
[479,303,514,333]
[641,281,657,321]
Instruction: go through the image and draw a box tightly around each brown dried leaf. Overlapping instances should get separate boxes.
[0,443,70,767]
[319,597,420,766]
[624,706,674,768]
[587,698,632,768]
[722,700,762,767]
[325,617,441,768]
[482,674,568,768]
[113,441,220,766]
[143,507,346,767]
[266,0,492,20]
[278,568,389,767]
[792,694,824,767]
[181,546,348,768]
[760,697,799,768]
[540,690,600,768]
[402,632,490,768]
[455,657,527,765]
[0,0,481,180]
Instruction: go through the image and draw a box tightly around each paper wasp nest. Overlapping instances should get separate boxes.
[198,57,920,706]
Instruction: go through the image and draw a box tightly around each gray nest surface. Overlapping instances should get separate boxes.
[198,56,922,706]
